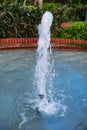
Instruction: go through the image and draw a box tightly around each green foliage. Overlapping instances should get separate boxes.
[44,0,87,5]
[43,3,62,11]
[0,4,42,38]
[0,2,86,38]
[48,5,86,37]
[61,22,87,40]
[43,3,86,21]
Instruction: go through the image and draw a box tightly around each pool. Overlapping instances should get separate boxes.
[0,50,87,130]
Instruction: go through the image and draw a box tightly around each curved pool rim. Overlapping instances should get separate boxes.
[0,38,87,51]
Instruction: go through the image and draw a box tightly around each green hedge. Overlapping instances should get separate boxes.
[61,22,87,40]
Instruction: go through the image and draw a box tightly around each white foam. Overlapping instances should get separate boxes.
[19,112,27,129]
[38,97,67,116]
[38,99,58,115]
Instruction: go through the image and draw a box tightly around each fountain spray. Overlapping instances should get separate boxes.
[35,11,53,99]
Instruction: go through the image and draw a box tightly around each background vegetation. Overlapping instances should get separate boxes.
[0,1,87,39]
[61,22,87,40]
[0,4,42,38]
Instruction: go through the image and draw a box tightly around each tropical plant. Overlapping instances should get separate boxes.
[0,3,42,38]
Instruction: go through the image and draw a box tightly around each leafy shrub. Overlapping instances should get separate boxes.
[0,4,42,38]
[61,22,87,40]
[43,3,62,11]
[51,6,85,38]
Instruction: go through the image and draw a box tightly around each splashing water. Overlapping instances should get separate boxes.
[19,12,67,128]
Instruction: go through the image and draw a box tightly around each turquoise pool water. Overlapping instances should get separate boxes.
[0,50,87,130]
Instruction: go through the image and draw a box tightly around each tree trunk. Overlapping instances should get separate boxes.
[38,0,43,9]
[15,0,18,5]
[65,0,68,6]
[4,0,8,2]
[23,0,27,7]
[86,9,87,21]
[34,0,38,6]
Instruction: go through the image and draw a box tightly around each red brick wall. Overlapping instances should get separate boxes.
[0,38,87,50]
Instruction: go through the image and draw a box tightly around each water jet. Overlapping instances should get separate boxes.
[35,11,53,100]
